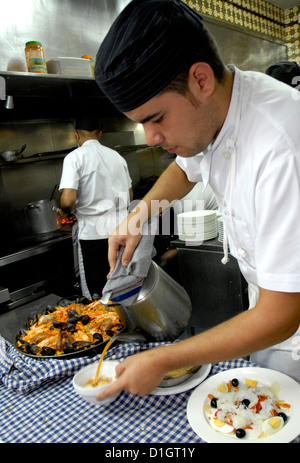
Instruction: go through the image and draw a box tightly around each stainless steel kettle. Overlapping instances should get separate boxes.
[123,260,192,341]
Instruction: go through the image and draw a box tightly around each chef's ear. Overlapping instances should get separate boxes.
[188,62,215,99]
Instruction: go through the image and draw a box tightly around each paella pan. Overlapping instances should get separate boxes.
[14,296,126,359]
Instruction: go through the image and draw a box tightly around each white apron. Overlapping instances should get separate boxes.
[249,283,300,382]
[72,222,91,300]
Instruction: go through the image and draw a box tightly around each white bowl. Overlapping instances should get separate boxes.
[73,360,120,406]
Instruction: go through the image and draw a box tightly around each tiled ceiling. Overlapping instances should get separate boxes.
[268,0,300,8]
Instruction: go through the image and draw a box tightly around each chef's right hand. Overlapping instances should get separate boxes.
[108,215,142,272]
[96,347,168,399]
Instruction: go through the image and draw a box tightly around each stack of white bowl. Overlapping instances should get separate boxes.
[177,210,217,244]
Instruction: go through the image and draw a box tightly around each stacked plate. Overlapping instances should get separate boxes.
[217,216,224,243]
[177,210,217,243]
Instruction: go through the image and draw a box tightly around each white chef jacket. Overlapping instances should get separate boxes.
[176,66,300,380]
[59,139,132,240]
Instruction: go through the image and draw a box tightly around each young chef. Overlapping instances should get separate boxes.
[59,117,133,299]
[93,0,300,398]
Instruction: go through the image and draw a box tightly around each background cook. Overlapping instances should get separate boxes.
[59,117,133,299]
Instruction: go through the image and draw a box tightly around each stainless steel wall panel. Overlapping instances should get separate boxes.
[206,20,287,72]
[0,0,131,72]
[0,1,287,72]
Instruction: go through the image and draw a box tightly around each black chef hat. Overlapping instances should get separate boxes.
[266,61,300,88]
[74,117,100,131]
[94,0,203,112]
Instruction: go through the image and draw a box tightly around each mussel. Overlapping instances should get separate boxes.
[28,344,39,355]
[17,339,30,352]
[67,310,77,319]
[18,328,28,337]
[40,347,56,356]
[75,296,91,304]
[81,315,90,325]
[56,298,71,307]
[72,341,92,350]
[45,304,57,314]
[27,314,38,327]
[93,333,103,344]
[67,315,83,324]
[52,320,68,330]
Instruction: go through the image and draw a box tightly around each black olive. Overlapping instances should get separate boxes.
[81,315,90,325]
[242,399,250,408]
[278,412,288,422]
[210,398,218,408]
[231,378,239,387]
[106,329,114,337]
[236,428,246,438]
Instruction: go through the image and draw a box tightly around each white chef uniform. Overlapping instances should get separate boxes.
[59,139,132,297]
[176,66,300,381]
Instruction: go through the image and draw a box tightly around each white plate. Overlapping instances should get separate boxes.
[177,211,217,219]
[187,367,300,443]
[179,231,217,242]
[151,364,211,396]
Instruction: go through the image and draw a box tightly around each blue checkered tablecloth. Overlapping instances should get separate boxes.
[0,335,299,444]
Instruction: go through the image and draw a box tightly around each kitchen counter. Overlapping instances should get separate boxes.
[170,236,224,251]
[0,231,75,311]
[0,229,72,265]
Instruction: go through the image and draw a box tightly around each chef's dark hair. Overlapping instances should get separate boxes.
[162,26,226,97]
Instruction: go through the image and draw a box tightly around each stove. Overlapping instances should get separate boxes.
[0,228,75,312]
[0,229,69,259]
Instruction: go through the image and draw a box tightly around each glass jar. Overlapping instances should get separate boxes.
[25,41,48,73]
[81,54,95,76]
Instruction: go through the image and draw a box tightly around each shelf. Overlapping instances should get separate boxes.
[1,71,98,97]
[0,71,121,120]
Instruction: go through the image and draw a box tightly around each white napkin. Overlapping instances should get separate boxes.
[101,218,157,306]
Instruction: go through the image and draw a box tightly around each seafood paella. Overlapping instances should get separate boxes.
[15,299,125,357]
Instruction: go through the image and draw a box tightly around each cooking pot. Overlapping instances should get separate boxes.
[123,261,192,341]
[0,144,26,162]
[25,199,61,234]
